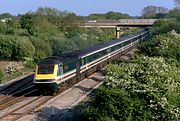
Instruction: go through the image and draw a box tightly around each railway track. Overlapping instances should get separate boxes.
[0,68,106,120]
[0,75,36,108]
[0,71,93,120]
[0,94,51,120]
[0,74,34,93]
[0,47,137,120]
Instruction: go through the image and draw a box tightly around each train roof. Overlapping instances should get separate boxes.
[69,32,139,58]
[38,30,146,65]
[38,56,78,65]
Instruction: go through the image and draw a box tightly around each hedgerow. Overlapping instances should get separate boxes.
[0,34,35,60]
[86,55,180,121]
[30,37,52,62]
[138,31,180,62]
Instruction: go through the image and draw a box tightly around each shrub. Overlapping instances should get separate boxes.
[86,87,150,121]
[0,34,35,60]
[49,36,66,56]
[104,56,180,120]
[24,60,36,70]
[86,55,180,121]
[0,22,7,34]
[0,34,15,60]
[30,37,52,62]
[152,20,180,35]
[138,31,180,62]
[13,36,35,60]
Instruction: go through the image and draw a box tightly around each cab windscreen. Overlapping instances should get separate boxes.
[38,65,54,74]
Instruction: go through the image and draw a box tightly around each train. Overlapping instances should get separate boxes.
[33,29,149,92]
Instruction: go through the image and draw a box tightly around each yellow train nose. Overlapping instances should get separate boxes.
[35,65,58,80]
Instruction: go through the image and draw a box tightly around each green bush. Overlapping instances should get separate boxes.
[24,60,36,70]
[0,21,15,35]
[50,34,100,56]
[138,31,180,62]
[0,34,35,60]
[13,36,35,60]
[152,20,180,35]
[0,34,15,60]
[30,37,52,62]
[86,55,180,120]
[0,22,7,34]
[86,87,151,121]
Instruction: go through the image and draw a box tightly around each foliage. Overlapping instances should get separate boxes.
[13,36,35,60]
[87,11,131,20]
[0,22,7,34]
[59,13,82,38]
[86,55,180,121]
[24,60,36,70]
[151,19,180,35]
[30,37,52,62]
[0,20,15,35]
[0,13,11,19]
[142,6,168,18]
[0,34,16,60]
[35,7,68,24]
[20,13,35,35]
[167,8,180,20]
[105,11,131,19]
[86,87,148,121]
[0,7,135,63]
[0,34,35,60]
[138,31,180,62]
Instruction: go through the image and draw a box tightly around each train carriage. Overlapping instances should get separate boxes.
[34,29,149,92]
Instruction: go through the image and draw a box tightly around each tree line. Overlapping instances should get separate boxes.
[0,7,119,62]
[0,7,133,82]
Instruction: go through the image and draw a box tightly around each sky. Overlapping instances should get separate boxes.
[0,0,175,16]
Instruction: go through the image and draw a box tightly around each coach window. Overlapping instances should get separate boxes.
[81,58,85,66]
[57,64,61,76]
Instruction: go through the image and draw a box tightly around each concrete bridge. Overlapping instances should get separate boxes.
[82,19,157,28]
[79,19,157,38]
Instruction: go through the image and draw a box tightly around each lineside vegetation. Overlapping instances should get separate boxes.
[85,10,180,121]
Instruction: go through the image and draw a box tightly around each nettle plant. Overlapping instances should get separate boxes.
[105,55,180,119]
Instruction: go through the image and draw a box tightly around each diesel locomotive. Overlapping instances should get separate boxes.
[33,29,149,92]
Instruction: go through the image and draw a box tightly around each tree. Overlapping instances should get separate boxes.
[0,35,35,60]
[0,13,11,19]
[138,31,180,63]
[33,14,57,34]
[105,11,131,20]
[168,8,180,20]
[60,13,82,38]
[20,14,35,35]
[87,13,106,20]
[142,6,168,18]
[35,7,68,25]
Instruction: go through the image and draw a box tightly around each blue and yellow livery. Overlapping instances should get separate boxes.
[34,29,149,92]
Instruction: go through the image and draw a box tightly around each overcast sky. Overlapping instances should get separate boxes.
[0,0,175,16]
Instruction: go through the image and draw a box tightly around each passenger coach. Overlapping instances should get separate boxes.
[34,29,149,92]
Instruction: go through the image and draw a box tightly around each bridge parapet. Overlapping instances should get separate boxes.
[83,19,157,28]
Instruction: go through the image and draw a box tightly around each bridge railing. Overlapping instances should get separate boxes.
[89,19,157,23]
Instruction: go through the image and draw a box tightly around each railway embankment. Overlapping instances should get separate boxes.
[27,49,137,121]
[84,31,180,121]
